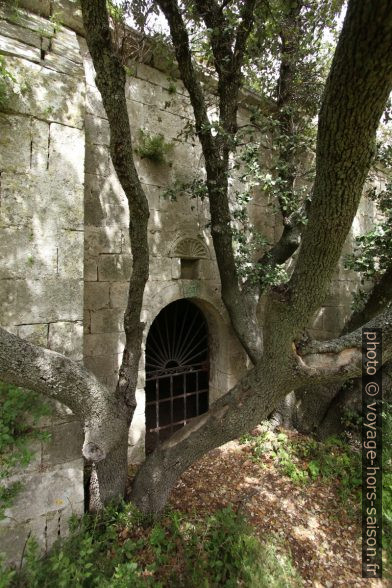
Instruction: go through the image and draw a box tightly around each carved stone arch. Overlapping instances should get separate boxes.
[170,237,209,259]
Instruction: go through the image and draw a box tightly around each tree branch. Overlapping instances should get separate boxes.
[295,306,392,381]
[0,327,126,463]
[343,267,392,334]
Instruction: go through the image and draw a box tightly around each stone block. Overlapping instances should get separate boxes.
[1,55,85,129]
[2,458,84,524]
[135,63,175,91]
[109,282,129,309]
[14,1,51,18]
[149,257,176,281]
[0,498,84,566]
[142,183,162,210]
[143,105,189,142]
[90,308,125,334]
[84,332,125,357]
[0,33,41,61]
[57,229,84,279]
[133,156,173,187]
[98,254,132,282]
[85,143,111,177]
[171,258,181,279]
[0,18,42,50]
[42,50,83,77]
[83,354,121,386]
[18,323,48,347]
[128,411,145,447]
[0,227,58,279]
[126,77,164,108]
[0,114,31,173]
[126,98,145,130]
[30,118,51,171]
[84,281,110,311]
[54,0,84,36]
[1,4,52,31]
[85,85,107,119]
[199,259,218,280]
[41,421,83,466]
[85,173,128,228]
[0,171,84,230]
[85,113,110,146]
[50,28,83,65]
[49,123,84,183]
[0,278,83,325]
[48,321,83,360]
[128,442,145,465]
[85,226,122,257]
[84,257,98,281]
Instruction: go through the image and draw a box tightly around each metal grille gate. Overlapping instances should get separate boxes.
[145,300,209,454]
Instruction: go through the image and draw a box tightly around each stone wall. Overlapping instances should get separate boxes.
[0,0,383,565]
[80,42,251,462]
[0,2,85,563]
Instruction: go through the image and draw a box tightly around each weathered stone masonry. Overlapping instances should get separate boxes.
[0,0,381,563]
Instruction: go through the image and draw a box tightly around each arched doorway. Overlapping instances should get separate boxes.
[145,299,209,453]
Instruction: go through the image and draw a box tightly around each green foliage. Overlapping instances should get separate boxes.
[167,80,177,95]
[345,181,392,281]
[162,177,208,203]
[0,382,51,518]
[136,129,173,164]
[241,429,362,501]
[1,503,302,587]
[344,129,392,311]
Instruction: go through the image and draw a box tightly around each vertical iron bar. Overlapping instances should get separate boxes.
[196,370,199,416]
[155,377,159,447]
[170,374,174,434]
[183,372,186,424]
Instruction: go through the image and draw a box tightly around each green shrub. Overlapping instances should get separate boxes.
[1,503,302,587]
[136,129,173,164]
[241,429,362,500]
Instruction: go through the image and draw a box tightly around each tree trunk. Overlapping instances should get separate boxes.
[131,357,295,514]
[80,0,150,507]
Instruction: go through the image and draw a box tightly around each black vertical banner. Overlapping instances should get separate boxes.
[362,328,383,578]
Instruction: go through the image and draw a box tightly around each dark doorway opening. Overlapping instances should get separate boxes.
[145,299,209,454]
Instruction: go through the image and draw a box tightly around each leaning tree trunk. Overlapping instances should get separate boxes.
[0,327,129,508]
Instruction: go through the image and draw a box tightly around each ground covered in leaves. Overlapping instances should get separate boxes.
[3,427,390,587]
[166,427,387,587]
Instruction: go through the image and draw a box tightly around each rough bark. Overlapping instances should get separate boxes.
[80,0,150,507]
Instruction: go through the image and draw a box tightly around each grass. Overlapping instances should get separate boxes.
[0,504,302,587]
